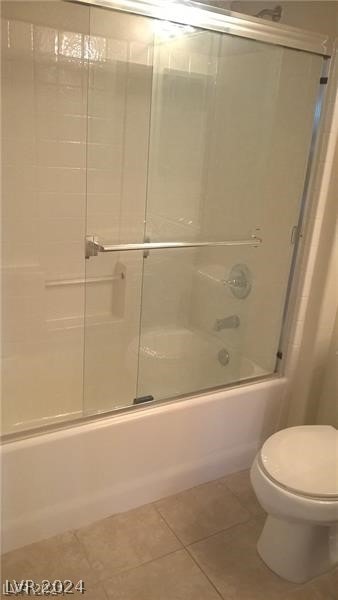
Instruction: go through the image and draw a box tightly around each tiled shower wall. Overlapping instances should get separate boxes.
[1,2,90,431]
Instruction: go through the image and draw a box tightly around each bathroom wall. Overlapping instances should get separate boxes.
[285,72,338,427]
[312,129,338,427]
[234,1,338,39]
[316,309,338,427]
[202,1,338,38]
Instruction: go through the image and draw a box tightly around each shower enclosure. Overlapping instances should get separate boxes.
[1,0,330,435]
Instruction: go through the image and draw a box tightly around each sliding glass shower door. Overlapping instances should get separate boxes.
[83,6,323,414]
[1,0,329,436]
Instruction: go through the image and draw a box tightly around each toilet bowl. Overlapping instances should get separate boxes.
[250,425,338,583]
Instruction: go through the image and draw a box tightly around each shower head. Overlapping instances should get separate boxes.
[255,5,282,22]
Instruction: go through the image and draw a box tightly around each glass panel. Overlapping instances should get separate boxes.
[145,27,322,244]
[1,1,90,435]
[137,246,269,401]
[83,8,154,414]
[137,243,291,402]
[136,24,323,402]
[145,23,219,243]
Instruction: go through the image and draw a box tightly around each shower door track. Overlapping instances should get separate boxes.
[69,0,331,57]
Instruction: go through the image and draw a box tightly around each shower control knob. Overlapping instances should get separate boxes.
[225,264,252,299]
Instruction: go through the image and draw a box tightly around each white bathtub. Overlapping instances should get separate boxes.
[133,326,268,400]
[1,376,287,553]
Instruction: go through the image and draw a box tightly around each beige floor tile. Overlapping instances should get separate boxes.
[103,549,221,600]
[223,469,265,517]
[312,566,338,599]
[1,531,97,588]
[76,504,182,581]
[278,582,333,600]
[155,478,250,545]
[79,583,109,600]
[189,518,298,600]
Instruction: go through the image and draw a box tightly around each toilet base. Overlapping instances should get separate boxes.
[257,515,338,583]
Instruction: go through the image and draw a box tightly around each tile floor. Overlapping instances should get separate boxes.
[1,470,337,599]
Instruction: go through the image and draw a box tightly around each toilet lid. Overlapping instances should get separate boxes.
[259,426,338,498]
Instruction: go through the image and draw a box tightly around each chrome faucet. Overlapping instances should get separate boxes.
[214,315,240,331]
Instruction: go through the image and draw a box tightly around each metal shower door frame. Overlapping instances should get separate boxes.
[69,0,331,57]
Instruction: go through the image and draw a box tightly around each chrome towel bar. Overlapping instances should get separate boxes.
[85,234,262,259]
[45,274,124,287]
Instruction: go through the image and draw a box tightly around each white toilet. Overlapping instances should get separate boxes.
[250,425,338,583]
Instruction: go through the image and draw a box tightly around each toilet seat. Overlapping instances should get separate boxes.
[259,425,338,499]
[251,427,338,584]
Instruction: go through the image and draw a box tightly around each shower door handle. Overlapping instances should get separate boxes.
[85,235,262,258]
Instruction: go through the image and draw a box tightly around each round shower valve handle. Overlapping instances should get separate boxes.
[225,264,252,299]
[225,276,247,289]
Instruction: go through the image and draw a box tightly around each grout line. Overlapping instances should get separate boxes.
[157,504,253,546]
[222,486,262,518]
[219,471,268,520]
[73,510,185,584]
[72,485,253,588]
[99,547,186,588]
[194,514,255,547]
[152,504,224,600]
[72,529,102,586]
[184,545,225,600]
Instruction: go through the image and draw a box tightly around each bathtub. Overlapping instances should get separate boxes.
[135,327,268,400]
[1,376,287,553]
